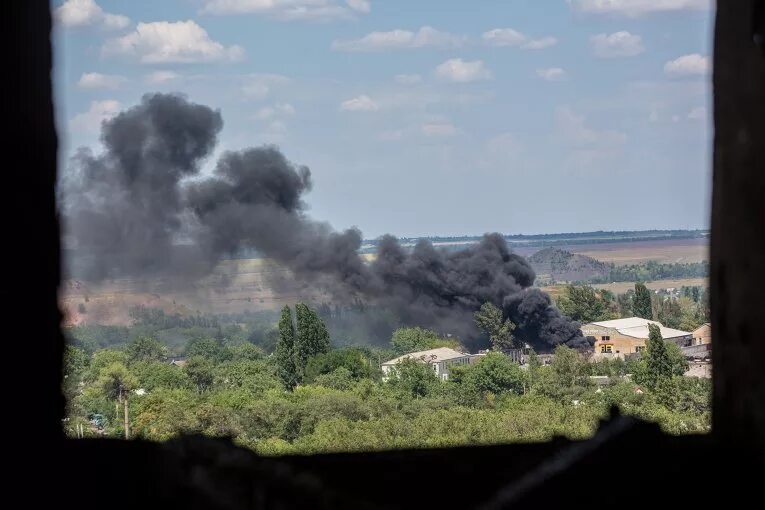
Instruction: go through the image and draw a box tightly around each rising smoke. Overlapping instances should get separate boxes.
[61,93,587,351]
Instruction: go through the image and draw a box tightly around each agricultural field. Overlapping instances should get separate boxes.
[566,238,708,266]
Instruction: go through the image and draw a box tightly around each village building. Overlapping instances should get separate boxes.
[692,323,712,345]
[581,317,693,359]
[381,347,480,381]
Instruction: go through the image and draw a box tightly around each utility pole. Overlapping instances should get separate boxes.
[122,385,130,439]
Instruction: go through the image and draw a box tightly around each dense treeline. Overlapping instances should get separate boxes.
[64,303,710,454]
[556,283,709,330]
[589,261,709,284]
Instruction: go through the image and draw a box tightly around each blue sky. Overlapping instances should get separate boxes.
[52,0,713,238]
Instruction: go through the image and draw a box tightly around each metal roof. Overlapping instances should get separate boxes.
[589,317,691,339]
[382,347,473,366]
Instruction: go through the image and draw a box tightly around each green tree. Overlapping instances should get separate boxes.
[636,323,689,390]
[633,283,653,319]
[473,303,517,351]
[230,343,265,362]
[131,361,190,391]
[386,357,439,398]
[458,352,526,397]
[294,303,331,378]
[185,338,232,363]
[126,336,167,364]
[97,362,138,438]
[526,349,542,391]
[556,285,616,323]
[304,348,377,383]
[184,356,215,393]
[275,305,298,389]
[390,327,458,355]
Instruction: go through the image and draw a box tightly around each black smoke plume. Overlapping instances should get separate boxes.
[62,93,585,351]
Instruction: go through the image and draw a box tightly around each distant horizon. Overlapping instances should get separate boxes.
[362,227,710,242]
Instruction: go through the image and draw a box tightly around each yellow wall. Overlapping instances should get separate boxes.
[581,324,646,357]
[692,324,712,345]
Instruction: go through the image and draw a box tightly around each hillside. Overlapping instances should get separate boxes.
[528,247,610,284]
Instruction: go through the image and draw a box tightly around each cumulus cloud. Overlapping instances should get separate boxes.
[69,100,121,133]
[201,0,371,22]
[422,122,458,137]
[346,0,371,13]
[522,37,558,50]
[482,28,558,50]
[77,72,126,89]
[536,68,567,81]
[664,53,711,76]
[590,31,644,58]
[569,0,710,17]
[340,95,379,111]
[332,26,465,52]
[395,74,423,85]
[102,20,244,64]
[55,0,130,30]
[144,70,181,84]
[435,58,492,83]
[241,74,291,100]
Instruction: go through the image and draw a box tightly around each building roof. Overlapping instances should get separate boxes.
[382,347,472,366]
[692,323,711,334]
[588,317,691,340]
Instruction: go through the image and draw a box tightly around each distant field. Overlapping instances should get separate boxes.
[568,238,708,265]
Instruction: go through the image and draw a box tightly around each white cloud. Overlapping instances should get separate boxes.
[590,31,644,58]
[394,74,423,85]
[687,106,707,120]
[332,26,465,52]
[569,0,710,17]
[556,106,626,147]
[346,0,371,13]
[664,53,711,76]
[522,37,558,50]
[201,0,370,22]
[55,0,130,30]
[241,74,291,100]
[435,58,492,83]
[340,95,379,111]
[254,103,296,120]
[482,28,558,50]
[102,20,244,64]
[144,70,181,84]
[69,100,121,133]
[422,122,457,137]
[77,72,126,89]
[537,68,567,81]
[482,28,525,47]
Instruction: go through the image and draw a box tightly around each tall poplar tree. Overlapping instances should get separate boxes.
[633,282,653,319]
[294,303,331,378]
[275,305,298,390]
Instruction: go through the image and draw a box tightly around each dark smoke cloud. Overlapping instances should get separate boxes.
[61,93,223,281]
[62,93,585,351]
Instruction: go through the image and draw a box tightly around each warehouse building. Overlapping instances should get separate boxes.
[581,317,692,359]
